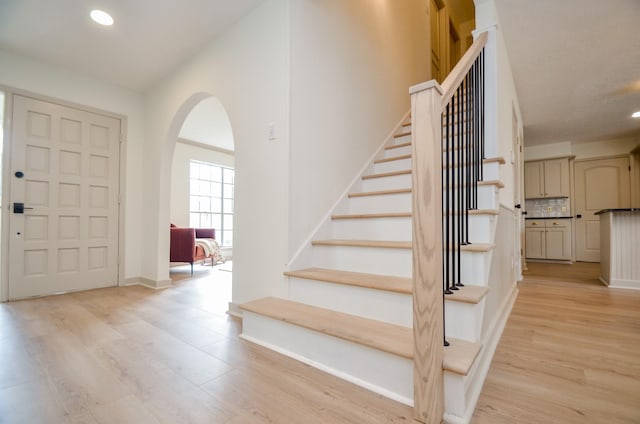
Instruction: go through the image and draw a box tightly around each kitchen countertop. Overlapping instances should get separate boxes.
[525,216,573,220]
[594,208,640,215]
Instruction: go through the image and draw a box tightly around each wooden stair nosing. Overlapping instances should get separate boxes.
[312,239,411,249]
[385,141,411,150]
[447,209,499,216]
[240,297,413,359]
[362,169,411,180]
[394,131,411,138]
[442,157,506,168]
[348,188,411,198]
[374,154,412,164]
[445,285,489,304]
[285,268,412,294]
[332,212,411,220]
[444,180,504,189]
[443,337,482,376]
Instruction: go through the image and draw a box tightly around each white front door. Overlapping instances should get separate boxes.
[574,157,630,262]
[8,94,120,299]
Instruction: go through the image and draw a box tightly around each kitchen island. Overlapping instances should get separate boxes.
[595,208,640,289]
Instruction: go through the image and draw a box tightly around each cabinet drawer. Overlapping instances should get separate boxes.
[545,220,571,229]
[525,219,546,228]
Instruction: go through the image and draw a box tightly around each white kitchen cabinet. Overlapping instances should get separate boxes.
[524,158,570,199]
[525,219,572,260]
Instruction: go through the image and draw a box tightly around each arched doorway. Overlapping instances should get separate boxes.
[165,94,235,313]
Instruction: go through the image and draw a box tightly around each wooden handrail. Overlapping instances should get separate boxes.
[441,31,488,107]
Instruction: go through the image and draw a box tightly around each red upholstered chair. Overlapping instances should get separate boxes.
[170,225,216,275]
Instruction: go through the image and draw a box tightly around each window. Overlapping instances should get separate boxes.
[189,161,234,247]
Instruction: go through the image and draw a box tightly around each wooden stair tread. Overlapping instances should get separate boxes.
[457,243,494,252]
[348,188,411,198]
[445,285,489,304]
[240,297,413,359]
[443,337,481,376]
[394,131,411,138]
[362,169,411,180]
[332,212,411,220]
[385,141,411,150]
[374,154,411,164]
[285,268,411,294]
[478,180,505,188]
[312,239,411,249]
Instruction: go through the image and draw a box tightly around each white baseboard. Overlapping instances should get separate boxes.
[122,277,172,289]
[227,301,243,318]
[604,278,640,290]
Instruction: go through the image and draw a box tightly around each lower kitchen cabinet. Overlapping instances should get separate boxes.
[525,219,572,260]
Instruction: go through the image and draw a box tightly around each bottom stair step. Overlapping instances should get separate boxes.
[240,297,412,358]
[239,297,482,410]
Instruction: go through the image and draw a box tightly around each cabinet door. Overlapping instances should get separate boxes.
[544,158,570,197]
[545,221,572,260]
[525,227,546,259]
[524,162,544,199]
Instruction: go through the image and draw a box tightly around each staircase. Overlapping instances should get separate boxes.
[241,33,502,423]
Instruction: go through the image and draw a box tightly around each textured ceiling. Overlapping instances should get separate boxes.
[0,0,264,92]
[494,0,640,146]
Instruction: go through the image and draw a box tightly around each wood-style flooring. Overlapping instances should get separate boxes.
[473,262,640,423]
[1,261,639,423]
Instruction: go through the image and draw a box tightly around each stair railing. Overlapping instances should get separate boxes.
[409,31,488,424]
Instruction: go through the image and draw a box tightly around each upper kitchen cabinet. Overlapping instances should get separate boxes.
[524,157,571,199]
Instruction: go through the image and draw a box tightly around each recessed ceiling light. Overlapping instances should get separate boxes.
[632,111,640,119]
[90,10,114,26]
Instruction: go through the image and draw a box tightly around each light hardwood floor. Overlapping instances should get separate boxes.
[1,262,639,423]
[473,262,640,423]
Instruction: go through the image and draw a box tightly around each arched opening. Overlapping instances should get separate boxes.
[165,94,235,313]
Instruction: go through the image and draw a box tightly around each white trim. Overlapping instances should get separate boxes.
[227,301,243,318]
[123,277,172,290]
[177,137,235,156]
[286,111,411,270]
[602,278,640,290]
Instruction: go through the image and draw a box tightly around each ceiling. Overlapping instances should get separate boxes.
[494,0,640,146]
[1,0,638,147]
[0,0,264,92]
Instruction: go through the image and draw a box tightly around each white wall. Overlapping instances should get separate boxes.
[143,0,290,300]
[170,140,234,227]
[288,0,430,252]
[0,49,145,281]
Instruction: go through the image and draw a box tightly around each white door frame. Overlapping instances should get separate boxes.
[0,86,127,302]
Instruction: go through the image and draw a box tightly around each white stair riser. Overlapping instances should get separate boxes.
[331,217,412,241]
[312,245,412,277]
[241,312,414,405]
[444,298,485,342]
[289,277,413,327]
[373,158,412,174]
[457,251,489,286]
[383,145,412,157]
[443,161,499,178]
[443,215,493,244]
[348,192,412,214]
[445,186,497,211]
[392,133,411,144]
[362,174,411,192]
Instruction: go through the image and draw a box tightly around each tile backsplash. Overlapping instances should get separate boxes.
[525,198,571,217]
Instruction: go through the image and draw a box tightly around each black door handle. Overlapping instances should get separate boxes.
[13,203,34,214]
